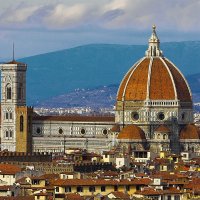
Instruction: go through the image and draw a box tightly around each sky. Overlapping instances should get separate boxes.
[0,0,200,59]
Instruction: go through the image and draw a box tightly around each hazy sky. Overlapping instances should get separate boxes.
[0,0,200,59]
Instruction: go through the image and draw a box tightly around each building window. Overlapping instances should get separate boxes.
[81,128,85,135]
[59,128,63,134]
[6,112,9,119]
[89,186,95,192]
[163,134,167,140]
[55,187,59,192]
[9,131,13,138]
[65,186,71,192]
[114,185,118,191]
[6,85,12,100]
[77,186,83,192]
[181,113,185,120]
[36,127,41,134]
[103,129,108,135]
[174,195,180,200]
[136,185,140,190]
[5,131,9,138]
[20,115,24,132]
[101,186,106,192]
[126,185,130,191]
[10,112,12,120]
[167,196,171,200]
[131,112,139,121]
[157,112,165,120]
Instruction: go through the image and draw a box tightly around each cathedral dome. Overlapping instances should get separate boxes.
[118,125,146,140]
[117,26,192,103]
[180,124,200,140]
[155,125,170,133]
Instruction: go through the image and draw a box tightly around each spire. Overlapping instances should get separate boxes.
[145,25,163,57]
[12,42,15,61]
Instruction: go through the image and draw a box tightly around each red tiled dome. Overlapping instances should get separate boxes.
[180,124,200,140]
[118,125,146,140]
[117,26,192,104]
[117,57,192,103]
[155,125,170,133]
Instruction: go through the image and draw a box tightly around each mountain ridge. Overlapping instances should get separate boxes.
[13,42,200,105]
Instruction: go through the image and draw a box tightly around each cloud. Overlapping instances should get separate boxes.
[43,3,88,28]
[0,0,200,32]
[0,3,41,25]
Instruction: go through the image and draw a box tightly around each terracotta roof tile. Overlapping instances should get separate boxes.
[0,164,21,175]
[117,57,192,103]
[53,178,151,186]
[118,125,146,140]
[33,115,115,122]
[111,124,120,132]
[164,59,191,102]
[65,193,84,200]
[180,124,200,139]
[149,58,175,100]
[155,125,170,133]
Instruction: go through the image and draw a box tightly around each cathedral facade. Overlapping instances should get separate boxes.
[0,26,199,155]
[116,26,199,155]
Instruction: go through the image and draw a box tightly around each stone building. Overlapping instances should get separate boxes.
[32,115,115,152]
[0,60,33,152]
[0,25,199,155]
[116,26,200,154]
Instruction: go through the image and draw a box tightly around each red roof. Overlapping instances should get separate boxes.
[155,125,170,133]
[33,115,115,122]
[6,60,26,65]
[111,124,120,132]
[117,57,191,103]
[118,125,146,140]
[54,178,151,186]
[65,193,84,200]
[180,124,200,139]
[0,163,21,175]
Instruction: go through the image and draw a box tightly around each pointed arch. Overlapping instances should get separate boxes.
[6,83,12,100]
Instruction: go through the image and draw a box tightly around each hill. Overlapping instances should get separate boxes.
[17,42,200,105]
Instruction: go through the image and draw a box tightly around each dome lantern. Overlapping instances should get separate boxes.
[145,25,163,57]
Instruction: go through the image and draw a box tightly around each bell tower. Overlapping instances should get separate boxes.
[0,59,33,152]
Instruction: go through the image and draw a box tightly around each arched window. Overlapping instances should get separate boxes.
[6,84,12,100]
[5,131,9,138]
[5,112,9,119]
[163,134,168,140]
[20,115,24,132]
[10,112,12,120]
[9,131,13,138]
